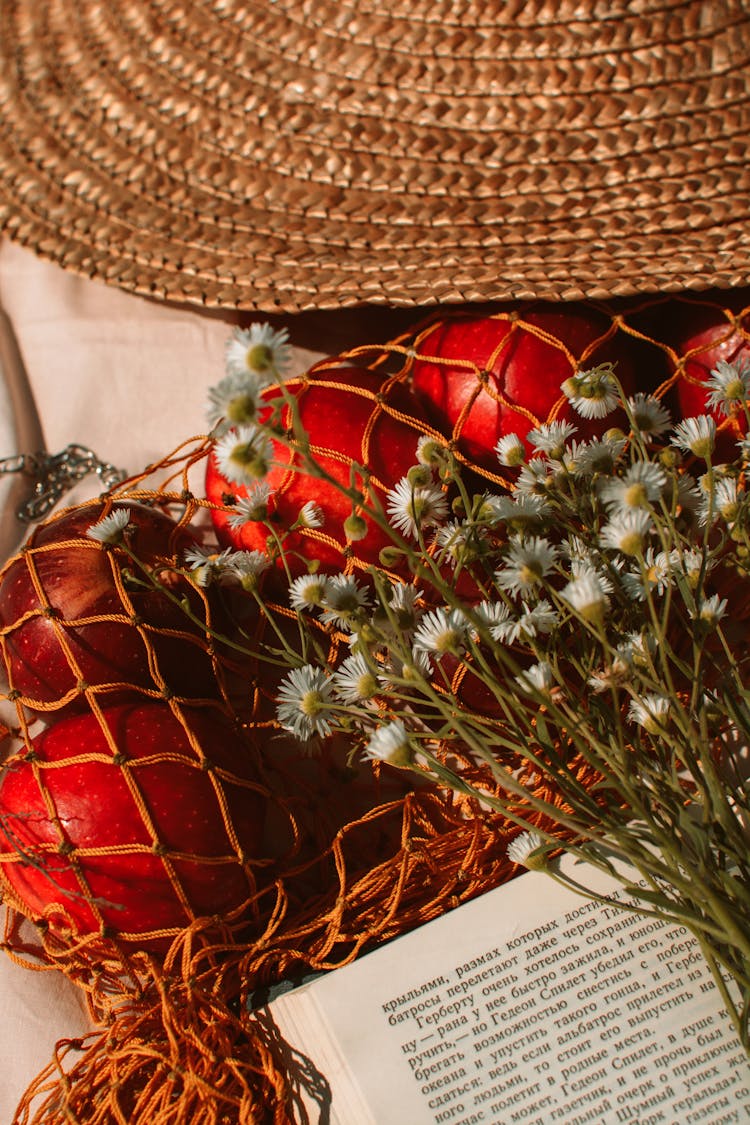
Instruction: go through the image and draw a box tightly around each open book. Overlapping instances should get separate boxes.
[261,855,750,1124]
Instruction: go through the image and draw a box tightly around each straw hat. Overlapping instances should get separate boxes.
[0,0,748,313]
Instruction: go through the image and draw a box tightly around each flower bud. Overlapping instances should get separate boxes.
[379,546,405,568]
[344,514,369,541]
[407,464,434,488]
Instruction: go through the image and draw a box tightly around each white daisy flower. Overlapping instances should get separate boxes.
[481,492,550,529]
[599,509,653,556]
[412,606,468,656]
[224,550,270,589]
[213,425,272,484]
[617,631,655,668]
[415,434,448,467]
[471,599,514,642]
[568,558,615,595]
[574,435,627,476]
[494,537,558,599]
[386,583,424,631]
[696,476,741,526]
[526,420,578,460]
[318,574,369,628]
[225,323,292,384]
[296,501,325,529]
[433,520,485,568]
[506,830,547,869]
[183,544,235,587]
[206,370,263,432]
[363,720,413,767]
[598,462,667,512]
[512,600,558,641]
[388,582,422,614]
[694,593,728,627]
[515,459,554,496]
[228,482,275,526]
[668,547,710,590]
[560,571,610,622]
[620,548,671,602]
[561,535,591,562]
[643,548,672,591]
[386,476,449,539]
[276,664,335,742]
[704,358,750,417]
[289,573,330,611]
[333,653,380,702]
[671,415,716,460]
[560,439,588,475]
[515,660,555,696]
[626,393,672,437]
[495,432,526,467]
[87,507,132,545]
[627,693,670,735]
[380,648,433,688]
[561,361,620,419]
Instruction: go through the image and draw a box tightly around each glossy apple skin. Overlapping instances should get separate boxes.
[0,702,264,952]
[0,500,217,714]
[206,367,436,580]
[410,303,645,473]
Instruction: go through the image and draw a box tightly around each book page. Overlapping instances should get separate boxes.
[265,857,750,1125]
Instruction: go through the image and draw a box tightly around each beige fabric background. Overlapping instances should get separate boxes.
[0,239,418,1120]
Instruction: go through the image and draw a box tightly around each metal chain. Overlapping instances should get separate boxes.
[0,444,127,523]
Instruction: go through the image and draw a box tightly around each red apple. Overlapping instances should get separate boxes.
[410,302,645,474]
[668,293,750,456]
[0,701,265,952]
[0,500,218,714]
[206,366,440,581]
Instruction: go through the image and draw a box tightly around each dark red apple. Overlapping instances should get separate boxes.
[0,499,218,714]
[410,302,645,473]
[0,701,265,952]
[206,366,440,580]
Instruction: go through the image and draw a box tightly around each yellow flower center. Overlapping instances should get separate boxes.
[245,343,274,374]
[724,377,745,402]
[230,441,268,479]
[300,690,324,717]
[227,393,258,425]
[619,531,644,556]
[519,563,542,586]
[357,673,378,699]
[436,628,462,654]
[624,482,649,508]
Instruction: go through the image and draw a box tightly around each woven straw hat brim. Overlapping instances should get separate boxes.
[0,0,749,313]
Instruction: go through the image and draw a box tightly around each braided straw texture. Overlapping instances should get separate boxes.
[0,0,749,311]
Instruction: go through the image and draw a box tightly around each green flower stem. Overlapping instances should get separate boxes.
[116,546,258,660]
[694,930,749,1050]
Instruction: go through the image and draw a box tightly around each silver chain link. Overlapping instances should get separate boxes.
[0,445,127,523]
